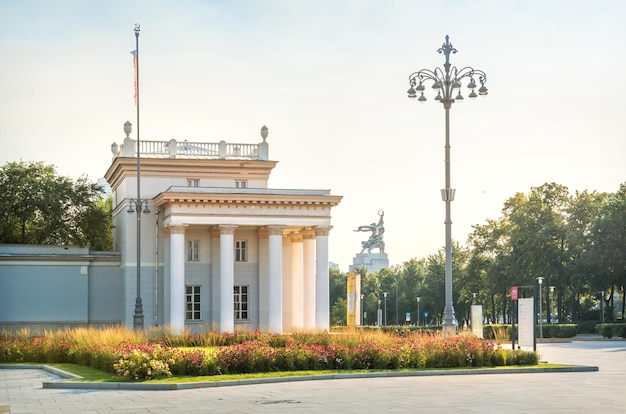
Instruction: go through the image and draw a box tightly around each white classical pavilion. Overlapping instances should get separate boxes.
[105,124,341,333]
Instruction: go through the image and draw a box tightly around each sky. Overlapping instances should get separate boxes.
[1,0,625,271]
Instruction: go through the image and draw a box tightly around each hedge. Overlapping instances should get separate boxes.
[483,324,578,340]
[595,323,626,339]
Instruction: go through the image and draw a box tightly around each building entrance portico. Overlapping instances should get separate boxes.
[162,220,332,333]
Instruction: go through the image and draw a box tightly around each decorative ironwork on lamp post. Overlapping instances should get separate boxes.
[407,35,488,337]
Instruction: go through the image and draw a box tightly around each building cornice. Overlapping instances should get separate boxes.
[104,157,278,190]
[153,190,343,209]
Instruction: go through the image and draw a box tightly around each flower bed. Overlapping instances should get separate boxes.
[0,328,538,381]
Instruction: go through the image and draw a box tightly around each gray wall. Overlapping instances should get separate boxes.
[0,245,122,331]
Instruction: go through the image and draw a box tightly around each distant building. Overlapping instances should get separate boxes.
[0,125,342,333]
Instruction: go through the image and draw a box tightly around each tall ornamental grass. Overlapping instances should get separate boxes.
[0,327,538,381]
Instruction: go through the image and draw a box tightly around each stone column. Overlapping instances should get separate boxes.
[267,226,284,333]
[219,225,237,333]
[290,232,304,329]
[315,227,332,331]
[302,228,316,330]
[168,225,187,333]
[257,227,270,331]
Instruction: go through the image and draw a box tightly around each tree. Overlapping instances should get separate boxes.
[0,161,112,249]
[467,217,512,323]
[330,297,347,326]
[585,184,626,320]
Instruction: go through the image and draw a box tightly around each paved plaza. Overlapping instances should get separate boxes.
[1,340,624,413]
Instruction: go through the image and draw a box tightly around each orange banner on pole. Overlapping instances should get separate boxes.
[131,50,137,104]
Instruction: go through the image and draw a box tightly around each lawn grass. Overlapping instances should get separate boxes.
[38,362,569,384]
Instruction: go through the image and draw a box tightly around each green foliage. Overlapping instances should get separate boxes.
[483,324,578,340]
[483,324,512,341]
[577,320,599,334]
[332,181,626,330]
[330,297,347,326]
[0,161,112,249]
[541,324,578,338]
[596,323,626,338]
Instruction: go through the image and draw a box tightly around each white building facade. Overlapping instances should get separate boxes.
[106,125,342,333]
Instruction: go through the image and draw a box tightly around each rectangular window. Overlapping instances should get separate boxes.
[235,240,247,262]
[186,285,201,320]
[235,180,247,188]
[234,285,249,320]
[187,179,199,187]
[187,240,199,262]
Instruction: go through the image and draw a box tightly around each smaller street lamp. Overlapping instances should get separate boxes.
[537,277,544,339]
[549,286,555,323]
[416,297,421,327]
[383,292,388,326]
[360,294,365,326]
[600,291,605,324]
[376,282,381,327]
[395,283,399,325]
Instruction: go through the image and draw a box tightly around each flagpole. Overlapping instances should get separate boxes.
[132,22,145,330]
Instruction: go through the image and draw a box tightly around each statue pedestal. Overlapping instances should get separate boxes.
[349,252,389,274]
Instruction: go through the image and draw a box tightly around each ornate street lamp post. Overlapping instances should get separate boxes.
[407,36,488,337]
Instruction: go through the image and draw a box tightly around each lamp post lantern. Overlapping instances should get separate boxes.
[407,35,488,337]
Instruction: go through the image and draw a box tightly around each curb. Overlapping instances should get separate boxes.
[30,365,598,391]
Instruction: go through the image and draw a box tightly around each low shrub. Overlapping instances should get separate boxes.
[541,324,577,338]
[113,344,173,380]
[596,323,626,338]
[577,320,600,334]
[483,324,511,341]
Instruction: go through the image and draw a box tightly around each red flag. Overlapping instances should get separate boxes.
[130,50,137,105]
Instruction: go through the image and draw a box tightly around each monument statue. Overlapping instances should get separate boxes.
[354,210,385,254]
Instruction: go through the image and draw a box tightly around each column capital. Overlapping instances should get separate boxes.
[265,225,285,236]
[290,231,303,243]
[167,224,188,235]
[302,228,316,240]
[217,224,238,235]
[315,226,333,237]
